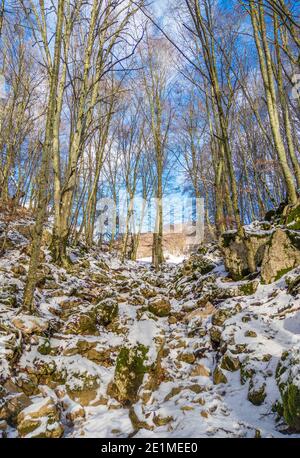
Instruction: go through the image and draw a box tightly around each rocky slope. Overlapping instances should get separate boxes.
[1,213,300,438]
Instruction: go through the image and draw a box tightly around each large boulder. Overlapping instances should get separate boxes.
[276,345,300,431]
[221,230,270,280]
[107,345,148,405]
[261,229,300,284]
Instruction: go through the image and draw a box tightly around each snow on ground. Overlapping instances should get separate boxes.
[138,253,186,265]
[0,215,300,438]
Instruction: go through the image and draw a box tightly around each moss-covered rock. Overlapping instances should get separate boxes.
[179,253,215,276]
[17,397,63,438]
[287,275,300,297]
[238,281,259,296]
[248,378,266,406]
[209,326,222,349]
[0,392,32,426]
[211,303,242,327]
[244,330,257,338]
[178,352,196,365]
[108,345,149,405]
[66,372,100,406]
[276,345,300,431]
[220,352,240,372]
[63,312,98,336]
[213,366,228,385]
[148,296,171,317]
[93,299,118,326]
[37,338,52,355]
[220,231,269,280]
[285,204,300,230]
[261,229,300,284]
[63,339,115,366]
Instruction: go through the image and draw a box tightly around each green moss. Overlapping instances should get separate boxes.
[38,339,51,356]
[274,266,294,282]
[18,420,41,437]
[220,354,240,372]
[248,381,266,406]
[239,281,258,296]
[221,231,237,248]
[282,384,300,430]
[286,230,300,251]
[287,276,300,296]
[93,299,118,326]
[272,400,283,416]
[286,205,300,225]
[276,348,300,431]
[109,344,149,405]
[240,364,255,385]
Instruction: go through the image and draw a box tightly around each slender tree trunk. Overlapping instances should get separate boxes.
[23,0,65,311]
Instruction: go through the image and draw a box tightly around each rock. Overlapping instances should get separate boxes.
[287,275,300,296]
[139,286,157,299]
[213,366,228,385]
[180,253,215,276]
[11,265,26,276]
[245,330,257,338]
[63,313,98,335]
[178,352,196,364]
[148,296,171,317]
[63,339,114,366]
[153,414,173,426]
[248,378,266,406]
[66,372,99,406]
[17,397,63,438]
[14,374,40,396]
[93,299,118,326]
[285,203,300,230]
[168,315,177,325]
[237,280,259,296]
[220,352,240,372]
[0,420,7,432]
[276,345,300,431]
[221,230,270,280]
[107,345,148,405]
[66,403,85,423]
[184,302,216,322]
[12,314,49,335]
[37,338,53,356]
[0,392,32,425]
[209,326,222,348]
[212,303,242,327]
[261,229,300,284]
[190,364,210,377]
[129,406,152,430]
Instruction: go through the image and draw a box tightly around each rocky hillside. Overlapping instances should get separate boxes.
[1,212,300,438]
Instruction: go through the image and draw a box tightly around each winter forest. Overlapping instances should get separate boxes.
[0,0,300,440]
